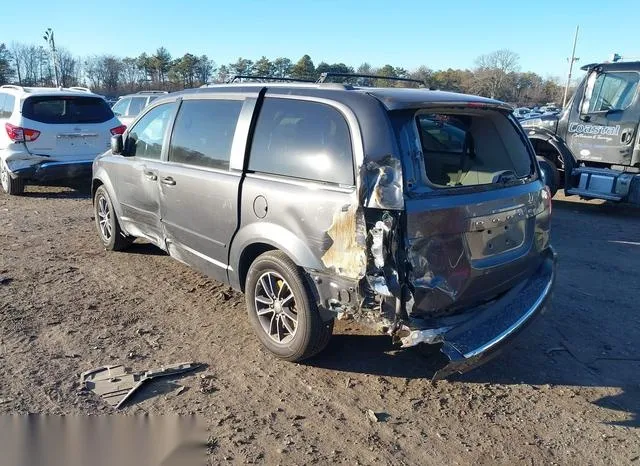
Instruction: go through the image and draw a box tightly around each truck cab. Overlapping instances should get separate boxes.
[523,61,640,203]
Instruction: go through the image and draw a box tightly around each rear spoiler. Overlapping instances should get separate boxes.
[377,99,514,113]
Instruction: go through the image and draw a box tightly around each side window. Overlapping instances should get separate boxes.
[4,95,16,118]
[127,102,176,160]
[248,98,354,185]
[0,94,6,118]
[583,71,639,113]
[112,98,129,117]
[168,99,243,170]
[127,97,147,117]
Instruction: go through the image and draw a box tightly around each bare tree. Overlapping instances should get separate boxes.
[473,49,520,99]
[57,48,78,87]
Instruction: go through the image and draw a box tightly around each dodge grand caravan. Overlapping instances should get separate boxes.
[92,78,556,378]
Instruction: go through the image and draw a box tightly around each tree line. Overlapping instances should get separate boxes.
[0,43,566,105]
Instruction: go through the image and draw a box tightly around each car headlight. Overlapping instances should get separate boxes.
[521,118,542,127]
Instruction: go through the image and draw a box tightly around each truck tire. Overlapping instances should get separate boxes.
[0,161,25,195]
[537,156,560,198]
[245,250,334,362]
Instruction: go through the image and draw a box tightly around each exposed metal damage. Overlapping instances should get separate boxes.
[316,155,418,342]
[313,151,556,379]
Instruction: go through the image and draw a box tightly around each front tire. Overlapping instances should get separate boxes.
[93,185,132,251]
[0,160,25,195]
[245,251,334,362]
[537,156,560,198]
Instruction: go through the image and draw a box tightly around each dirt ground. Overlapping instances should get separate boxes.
[1,186,639,465]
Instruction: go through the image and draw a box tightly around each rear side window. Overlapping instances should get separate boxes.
[249,98,354,185]
[111,98,129,116]
[22,96,114,124]
[0,93,13,118]
[127,97,147,117]
[169,99,243,170]
[416,112,532,187]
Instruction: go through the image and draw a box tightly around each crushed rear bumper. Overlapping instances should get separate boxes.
[415,247,557,379]
[9,159,94,183]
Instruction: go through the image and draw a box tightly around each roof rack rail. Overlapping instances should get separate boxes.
[317,72,425,87]
[0,84,25,91]
[67,86,92,93]
[136,90,169,94]
[226,74,316,84]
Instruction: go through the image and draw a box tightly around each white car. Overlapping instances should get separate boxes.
[111,91,168,127]
[0,85,124,195]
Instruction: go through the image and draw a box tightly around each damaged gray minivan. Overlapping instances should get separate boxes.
[92,78,556,378]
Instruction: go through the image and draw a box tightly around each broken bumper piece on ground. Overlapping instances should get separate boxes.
[80,362,201,409]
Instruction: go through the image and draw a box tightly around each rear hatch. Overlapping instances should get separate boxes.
[21,95,117,159]
[393,105,551,318]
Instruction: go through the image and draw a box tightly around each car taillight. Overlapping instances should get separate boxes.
[542,185,552,215]
[5,123,40,142]
[110,125,126,135]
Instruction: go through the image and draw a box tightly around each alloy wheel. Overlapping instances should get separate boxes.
[254,271,298,344]
[0,162,8,192]
[97,195,112,241]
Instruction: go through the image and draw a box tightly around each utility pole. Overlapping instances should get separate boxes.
[43,28,60,87]
[562,25,579,108]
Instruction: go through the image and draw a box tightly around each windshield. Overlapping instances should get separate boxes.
[582,71,639,114]
[416,110,533,188]
[22,96,114,124]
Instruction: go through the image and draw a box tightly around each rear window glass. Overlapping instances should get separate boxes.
[249,98,354,185]
[22,96,114,124]
[416,112,532,187]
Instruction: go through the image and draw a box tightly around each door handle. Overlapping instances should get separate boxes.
[144,171,157,181]
[161,176,176,186]
[621,129,633,145]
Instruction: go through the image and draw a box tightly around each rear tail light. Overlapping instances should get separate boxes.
[110,125,127,135]
[5,123,40,142]
[542,186,552,215]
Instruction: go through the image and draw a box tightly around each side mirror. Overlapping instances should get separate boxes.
[111,134,124,155]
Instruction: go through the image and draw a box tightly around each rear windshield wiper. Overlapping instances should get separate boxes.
[492,170,518,184]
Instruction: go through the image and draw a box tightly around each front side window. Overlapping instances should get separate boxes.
[127,97,147,117]
[583,71,639,113]
[168,99,243,170]
[127,102,176,160]
[248,98,354,185]
[112,98,129,117]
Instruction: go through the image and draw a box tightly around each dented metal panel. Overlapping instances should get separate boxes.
[321,203,367,279]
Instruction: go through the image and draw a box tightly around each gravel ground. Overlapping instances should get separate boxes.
[1,186,639,465]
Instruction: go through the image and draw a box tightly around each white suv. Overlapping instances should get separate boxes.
[0,85,125,195]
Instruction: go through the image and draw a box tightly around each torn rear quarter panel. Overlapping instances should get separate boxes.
[320,203,367,280]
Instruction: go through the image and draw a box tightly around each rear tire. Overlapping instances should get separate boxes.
[93,185,133,251]
[537,156,560,198]
[0,161,25,195]
[245,250,334,362]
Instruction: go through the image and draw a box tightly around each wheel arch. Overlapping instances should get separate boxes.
[229,222,325,292]
[526,128,577,190]
[91,171,128,234]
